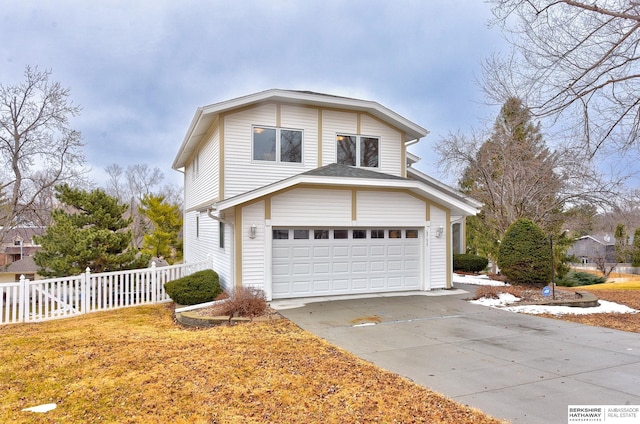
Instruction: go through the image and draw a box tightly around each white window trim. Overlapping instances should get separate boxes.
[335,133,380,168]
[252,125,304,164]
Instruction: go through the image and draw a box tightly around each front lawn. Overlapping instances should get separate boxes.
[0,305,503,423]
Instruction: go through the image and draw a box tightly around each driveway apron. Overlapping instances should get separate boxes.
[273,285,640,424]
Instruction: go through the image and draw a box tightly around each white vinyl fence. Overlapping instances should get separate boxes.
[0,260,213,325]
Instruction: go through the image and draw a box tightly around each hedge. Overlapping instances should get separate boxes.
[453,254,489,273]
[164,269,222,305]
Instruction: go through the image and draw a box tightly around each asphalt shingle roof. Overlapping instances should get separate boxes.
[302,163,407,180]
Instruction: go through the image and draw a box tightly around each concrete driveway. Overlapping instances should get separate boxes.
[272,285,640,423]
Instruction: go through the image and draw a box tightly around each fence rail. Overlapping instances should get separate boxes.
[0,260,212,325]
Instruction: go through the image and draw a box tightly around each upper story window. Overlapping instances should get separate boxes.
[253,126,302,163]
[336,134,379,167]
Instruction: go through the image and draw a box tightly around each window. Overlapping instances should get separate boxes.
[337,134,379,167]
[389,230,402,239]
[253,126,302,163]
[371,229,385,239]
[361,137,379,167]
[333,229,348,239]
[13,239,22,246]
[406,229,418,239]
[219,222,225,248]
[293,229,309,239]
[273,229,289,239]
[281,130,302,162]
[314,230,329,239]
[353,229,367,239]
[336,135,356,166]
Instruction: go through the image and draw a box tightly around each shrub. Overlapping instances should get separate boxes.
[556,271,607,287]
[453,254,489,273]
[164,269,221,305]
[222,286,268,320]
[497,219,552,287]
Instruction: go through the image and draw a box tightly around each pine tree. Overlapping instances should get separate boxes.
[34,185,150,277]
[138,194,183,264]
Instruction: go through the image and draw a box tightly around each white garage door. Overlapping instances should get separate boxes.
[272,228,421,299]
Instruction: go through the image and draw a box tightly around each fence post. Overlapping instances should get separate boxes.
[18,274,26,323]
[82,267,91,313]
[151,261,157,304]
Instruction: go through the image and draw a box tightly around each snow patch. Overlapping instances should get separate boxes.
[453,274,509,287]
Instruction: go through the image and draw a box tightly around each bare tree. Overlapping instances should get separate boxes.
[487,1,640,155]
[437,97,618,238]
[104,163,182,249]
[0,66,86,239]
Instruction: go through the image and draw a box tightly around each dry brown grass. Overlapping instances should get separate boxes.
[539,287,640,333]
[0,304,505,424]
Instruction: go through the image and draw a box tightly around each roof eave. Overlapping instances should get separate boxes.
[213,175,479,217]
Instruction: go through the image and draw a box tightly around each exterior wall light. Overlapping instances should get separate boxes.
[250,224,257,239]
[435,226,444,238]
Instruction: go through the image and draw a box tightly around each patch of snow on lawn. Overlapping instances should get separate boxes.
[470,293,520,307]
[453,273,509,287]
[504,300,638,315]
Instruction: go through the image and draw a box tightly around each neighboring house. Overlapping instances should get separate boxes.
[0,226,45,283]
[567,234,616,264]
[172,89,481,300]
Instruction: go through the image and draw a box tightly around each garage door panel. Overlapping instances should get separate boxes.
[333,279,349,291]
[313,262,330,274]
[272,228,421,298]
[352,261,368,273]
[352,278,368,290]
[333,246,350,257]
[333,262,349,273]
[313,246,330,258]
[351,245,368,257]
[292,247,311,258]
[370,261,385,272]
[370,245,385,256]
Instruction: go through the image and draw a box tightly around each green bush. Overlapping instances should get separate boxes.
[555,271,607,287]
[453,254,489,273]
[164,269,222,305]
[497,219,551,286]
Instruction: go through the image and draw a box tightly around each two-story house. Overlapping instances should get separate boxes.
[172,90,481,300]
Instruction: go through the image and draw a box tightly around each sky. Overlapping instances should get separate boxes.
[0,0,507,188]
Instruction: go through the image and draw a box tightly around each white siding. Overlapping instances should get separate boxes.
[271,188,352,226]
[241,201,266,293]
[429,205,448,289]
[224,103,317,198]
[321,109,357,165]
[360,114,403,177]
[356,191,426,226]
[183,209,233,292]
[185,127,219,210]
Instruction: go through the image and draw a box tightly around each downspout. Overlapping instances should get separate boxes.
[207,207,235,291]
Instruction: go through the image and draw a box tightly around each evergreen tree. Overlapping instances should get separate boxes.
[34,185,150,277]
[139,194,183,264]
[632,228,640,267]
[498,218,552,286]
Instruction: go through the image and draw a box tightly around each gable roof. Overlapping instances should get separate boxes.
[207,164,480,217]
[172,89,429,169]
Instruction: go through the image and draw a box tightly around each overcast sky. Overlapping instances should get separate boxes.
[0,1,507,188]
